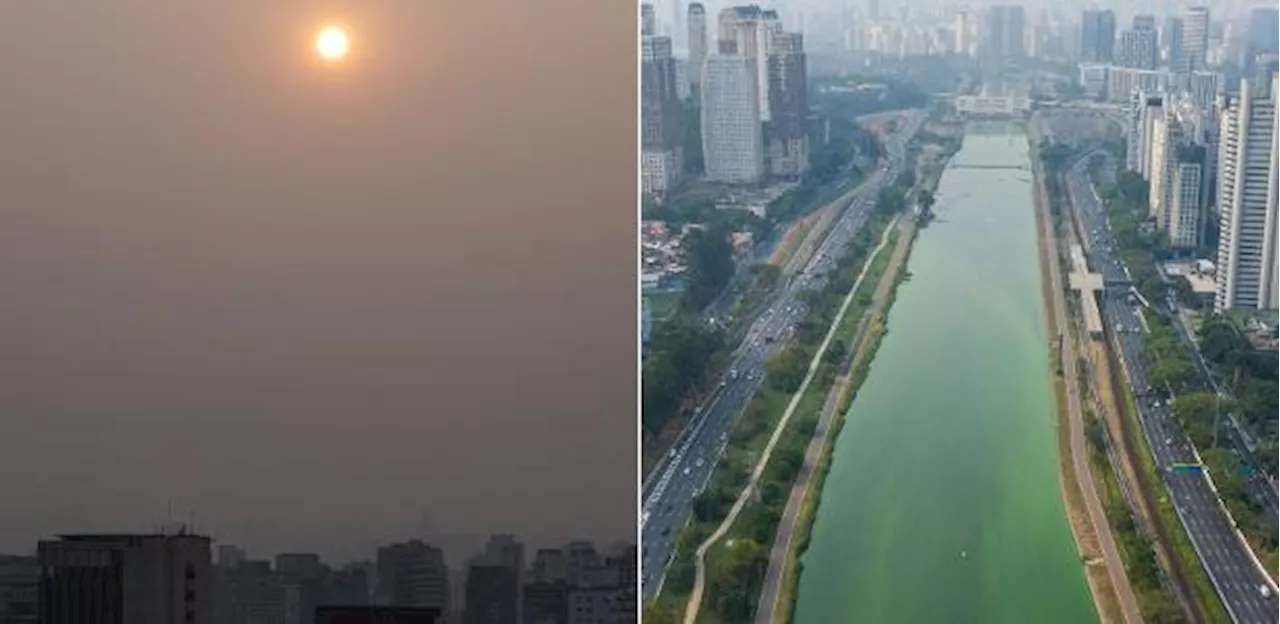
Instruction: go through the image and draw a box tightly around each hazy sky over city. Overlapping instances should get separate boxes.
[0,0,636,563]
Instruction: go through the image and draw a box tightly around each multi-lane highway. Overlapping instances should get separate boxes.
[640,110,924,600]
[1064,156,1279,623]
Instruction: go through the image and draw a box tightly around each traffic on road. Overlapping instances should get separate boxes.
[640,110,925,600]
[1065,156,1279,623]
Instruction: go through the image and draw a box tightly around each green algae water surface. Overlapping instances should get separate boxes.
[791,124,1097,624]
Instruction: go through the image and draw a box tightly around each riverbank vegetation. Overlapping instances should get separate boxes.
[652,175,914,623]
[1082,406,1191,622]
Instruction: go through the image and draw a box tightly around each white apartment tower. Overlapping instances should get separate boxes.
[1215,77,1280,311]
[1148,110,1181,223]
[702,53,764,184]
[1180,6,1209,72]
[717,6,779,122]
[1138,95,1164,180]
[1125,90,1145,172]
[1167,146,1206,249]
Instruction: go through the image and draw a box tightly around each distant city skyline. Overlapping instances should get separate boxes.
[0,0,635,567]
[5,531,635,623]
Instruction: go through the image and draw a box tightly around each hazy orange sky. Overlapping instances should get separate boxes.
[0,0,636,562]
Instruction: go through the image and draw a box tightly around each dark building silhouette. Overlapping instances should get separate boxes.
[522,581,568,624]
[1164,17,1184,70]
[1080,10,1116,63]
[982,6,1025,62]
[375,541,449,610]
[315,606,440,624]
[0,555,38,624]
[462,565,517,624]
[767,31,809,178]
[38,534,213,624]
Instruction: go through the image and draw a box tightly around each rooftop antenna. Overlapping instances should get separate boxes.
[166,501,173,536]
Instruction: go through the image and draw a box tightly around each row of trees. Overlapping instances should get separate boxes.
[641,318,725,436]
[691,177,908,622]
[1197,319,1279,473]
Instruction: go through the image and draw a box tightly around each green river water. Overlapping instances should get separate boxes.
[791,125,1097,624]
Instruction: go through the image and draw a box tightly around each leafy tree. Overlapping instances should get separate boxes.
[1171,392,1228,449]
[766,345,809,393]
[825,339,847,365]
[692,486,734,523]
[1202,448,1246,501]
[642,603,679,624]
[1255,439,1279,479]
[641,319,725,435]
[1148,356,1193,395]
[680,226,735,311]
[1198,320,1245,361]
[1237,378,1278,435]
[707,539,768,622]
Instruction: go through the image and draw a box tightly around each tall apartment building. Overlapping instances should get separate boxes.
[1125,90,1145,172]
[1164,17,1184,70]
[717,5,780,122]
[641,35,685,195]
[1186,70,1221,112]
[1215,78,1280,311]
[1118,29,1158,70]
[767,31,808,178]
[1167,144,1207,248]
[687,3,707,98]
[1138,95,1165,179]
[640,4,655,37]
[38,533,213,624]
[1180,7,1209,73]
[1132,14,1156,33]
[701,53,764,183]
[982,5,1026,61]
[1080,10,1116,63]
[954,12,975,57]
[375,541,450,611]
[1148,109,1181,223]
[1247,7,1280,57]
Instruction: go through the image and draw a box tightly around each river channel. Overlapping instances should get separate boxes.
[791,124,1097,623]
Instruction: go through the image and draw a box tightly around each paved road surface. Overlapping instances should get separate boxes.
[1064,152,1279,624]
[640,110,924,601]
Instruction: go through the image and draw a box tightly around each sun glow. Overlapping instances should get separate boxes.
[315,26,350,61]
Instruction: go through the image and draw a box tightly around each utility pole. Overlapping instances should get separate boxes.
[1213,390,1220,450]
